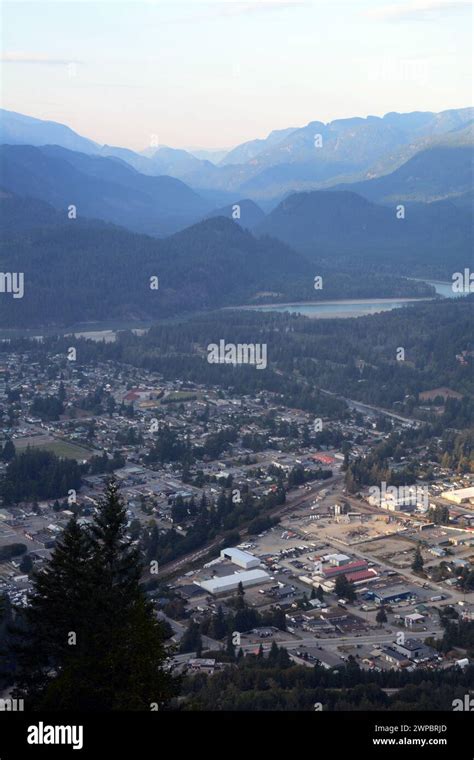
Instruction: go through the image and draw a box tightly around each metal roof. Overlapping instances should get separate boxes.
[221,547,259,564]
[196,569,269,593]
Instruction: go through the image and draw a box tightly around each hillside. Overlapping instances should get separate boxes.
[0,108,99,154]
[333,146,474,204]
[203,199,265,230]
[0,144,210,236]
[256,189,472,277]
[0,196,311,327]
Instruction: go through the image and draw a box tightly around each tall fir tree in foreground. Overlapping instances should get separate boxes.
[12,479,176,710]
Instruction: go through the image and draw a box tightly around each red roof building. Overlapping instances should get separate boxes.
[322,559,367,579]
[312,453,336,465]
[344,569,378,584]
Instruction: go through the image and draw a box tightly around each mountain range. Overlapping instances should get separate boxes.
[0,191,311,327]
[0,144,210,236]
[0,105,472,328]
[1,106,472,203]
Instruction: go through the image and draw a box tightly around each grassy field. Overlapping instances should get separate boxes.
[161,391,198,403]
[14,436,94,461]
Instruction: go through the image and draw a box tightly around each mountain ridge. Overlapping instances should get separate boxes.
[2,106,472,202]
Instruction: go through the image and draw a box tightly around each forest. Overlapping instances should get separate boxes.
[2,296,470,425]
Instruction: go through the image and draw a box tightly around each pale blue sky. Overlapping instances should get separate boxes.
[1,0,472,150]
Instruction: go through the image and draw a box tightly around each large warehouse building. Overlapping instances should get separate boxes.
[220,547,260,569]
[322,559,368,579]
[196,569,270,595]
[441,487,474,505]
[367,586,415,605]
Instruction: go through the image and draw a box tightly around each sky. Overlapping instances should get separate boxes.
[0,0,472,151]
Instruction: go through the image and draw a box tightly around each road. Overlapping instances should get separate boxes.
[157,612,219,652]
[154,472,344,579]
[166,613,443,662]
[239,627,443,653]
[320,388,418,426]
[296,486,470,606]
[319,527,467,605]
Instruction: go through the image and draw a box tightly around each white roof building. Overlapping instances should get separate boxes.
[220,547,260,569]
[405,613,425,626]
[195,569,270,595]
[324,553,351,566]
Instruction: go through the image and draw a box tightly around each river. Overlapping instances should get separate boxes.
[236,280,458,319]
[0,281,459,342]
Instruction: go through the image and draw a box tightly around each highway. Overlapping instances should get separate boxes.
[320,388,418,426]
[239,627,443,653]
[168,626,444,662]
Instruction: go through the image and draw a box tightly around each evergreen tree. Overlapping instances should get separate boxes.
[412,544,424,573]
[334,574,356,602]
[277,646,291,669]
[180,620,201,654]
[1,438,15,462]
[235,581,246,611]
[11,480,176,710]
[268,640,279,664]
[211,606,227,640]
[11,517,94,705]
[225,631,236,660]
[376,606,388,625]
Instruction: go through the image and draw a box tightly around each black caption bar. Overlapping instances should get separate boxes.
[0,711,472,758]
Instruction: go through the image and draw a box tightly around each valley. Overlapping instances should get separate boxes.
[0,1,472,732]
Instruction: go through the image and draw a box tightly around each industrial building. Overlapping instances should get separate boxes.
[368,586,415,605]
[322,559,368,579]
[344,568,378,584]
[441,486,474,505]
[381,647,410,668]
[195,568,270,595]
[392,638,437,662]
[220,547,260,569]
[324,553,351,567]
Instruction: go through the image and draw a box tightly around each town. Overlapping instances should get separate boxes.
[0,342,472,694]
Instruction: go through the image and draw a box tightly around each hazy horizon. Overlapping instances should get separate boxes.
[1,0,472,150]
[3,102,472,156]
